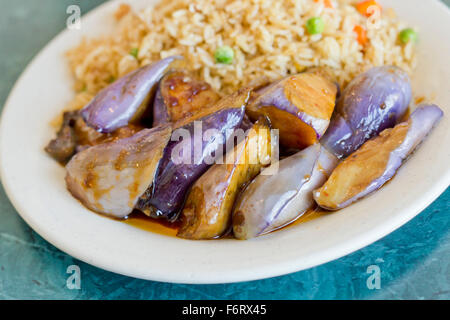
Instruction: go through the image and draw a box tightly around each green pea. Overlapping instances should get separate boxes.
[214,46,234,64]
[130,48,139,58]
[399,28,418,44]
[306,17,325,35]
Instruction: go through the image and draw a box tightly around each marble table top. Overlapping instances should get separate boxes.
[0,0,448,299]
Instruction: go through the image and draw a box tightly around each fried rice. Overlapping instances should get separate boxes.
[65,0,417,111]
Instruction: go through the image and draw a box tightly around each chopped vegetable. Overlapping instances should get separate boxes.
[153,70,220,126]
[353,25,367,46]
[315,105,443,210]
[178,118,274,240]
[356,0,382,17]
[399,28,418,44]
[214,46,234,64]
[320,66,412,159]
[81,56,182,133]
[306,17,325,35]
[130,48,139,58]
[247,71,337,149]
[65,125,172,219]
[137,88,251,220]
[233,144,339,239]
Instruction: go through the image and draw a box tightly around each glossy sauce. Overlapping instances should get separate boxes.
[123,207,331,238]
[124,210,180,236]
[287,206,331,226]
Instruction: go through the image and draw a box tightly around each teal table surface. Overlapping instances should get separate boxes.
[0,0,449,300]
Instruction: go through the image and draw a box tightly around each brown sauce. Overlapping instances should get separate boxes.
[123,207,331,238]
[288,206,332,226]
[123,210,180,237]
[400,106,411,122]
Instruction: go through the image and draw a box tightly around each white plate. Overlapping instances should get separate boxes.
[1,0,449,284]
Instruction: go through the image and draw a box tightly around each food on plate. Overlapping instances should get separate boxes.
[214,46,235,65]
[306,17,325,35]
[178,118,274,239]
[65,125,172,218]
[399,28,418,44]
[45,1,440,240]
[314,105,443,210]
[232,65,413,239]
[81,56,182,133]
[356,0,382,17]
[65,0,416,101]
[246,72,337,149]
[233,143,338,240]
[320,66,412,159]
[45,110,143,164]
[45,111,79,163]
[136,88,251,221]
[152,70,220,126]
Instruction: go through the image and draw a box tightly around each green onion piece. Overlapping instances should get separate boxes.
[214,46,234,64]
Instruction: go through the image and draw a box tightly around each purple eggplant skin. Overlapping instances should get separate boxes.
[81,56,182,133]
[320,66,412,159]
[152,87,171,126]
[233,143,339,239]
[136,89,251,220]
[314,104,443,210]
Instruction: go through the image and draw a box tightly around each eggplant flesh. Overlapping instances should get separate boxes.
[177,118,274,239]
[233,143,339,240]
[152,70,220,126]
[45,111,144,163]
[246,72,337,149]
[314,104,443,210]
[65,125,172,218]
[320,66,412,159]
[136,88,251,220]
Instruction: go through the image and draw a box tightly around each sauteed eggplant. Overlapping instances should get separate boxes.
[81,56,182,133]
[137,88,251,220]
[45,56,443,240]
[233,143,338,239]
[65,125,172,218]
[314,105,443,210]
[320,66,412,159]
[178,118,275,239]
[153,70,220,126]
[232,66,415,238]
[247,72,337,149]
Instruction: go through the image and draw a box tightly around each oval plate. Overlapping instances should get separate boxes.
[1,0,449,284]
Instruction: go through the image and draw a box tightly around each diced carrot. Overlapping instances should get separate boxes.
[356,0,382,17]
[314,0,334,9]
[354,25,368,46]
